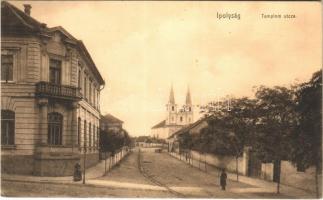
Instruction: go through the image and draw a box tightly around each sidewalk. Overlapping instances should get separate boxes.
[2,151,131,185]
[168,151,316,199]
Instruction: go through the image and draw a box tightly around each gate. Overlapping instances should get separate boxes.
[247,151,262,178]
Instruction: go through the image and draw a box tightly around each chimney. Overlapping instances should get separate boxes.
[23,4,32,15]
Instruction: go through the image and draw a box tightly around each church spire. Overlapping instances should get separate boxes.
[186,86,192,105]
[169,85,175,104]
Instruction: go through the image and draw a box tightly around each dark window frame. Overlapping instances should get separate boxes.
[89,123,92,147]
[77,117,81,145]
[84,120,87,148]
[48,112,63,145]
[1,110,15,145]
[1,54,14,82]
[49,59,62,85]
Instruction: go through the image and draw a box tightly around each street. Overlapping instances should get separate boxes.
[2,148,294,198]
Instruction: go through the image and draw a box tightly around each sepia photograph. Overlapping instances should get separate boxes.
[0,0,322,198]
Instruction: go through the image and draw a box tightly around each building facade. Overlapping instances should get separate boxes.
[100,114,124,133]
[151,86,194,139]
[1,2,105,176]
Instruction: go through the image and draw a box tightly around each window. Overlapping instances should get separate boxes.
[89,81,92,104]
[93,88,96,107]
[77,117,81,145]
[48,112,63,145]
[84,77,87,100]
[49,59,62,85]
[1,55,13,82]
[93,125,96,147]
[97,127,100,148]
[97,91,99,109]
[78,69,82,89]
[89,123,92,147]
[189,107,191,112]
[84,120,87,147]
[1,110,15,145]
[180,116,183,122]
[172,106,174,111]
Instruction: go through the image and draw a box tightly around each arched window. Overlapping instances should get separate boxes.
[1,110,15,145]
[180,116,183,122]
[172,106,174,111]
[48,112,63,145]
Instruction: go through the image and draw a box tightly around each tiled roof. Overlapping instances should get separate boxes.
[101,114,123,124]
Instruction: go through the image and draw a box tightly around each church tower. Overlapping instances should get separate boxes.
[166,85,177,125]
[185,87,193,124]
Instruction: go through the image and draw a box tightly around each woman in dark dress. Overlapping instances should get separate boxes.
[220,168,227,190]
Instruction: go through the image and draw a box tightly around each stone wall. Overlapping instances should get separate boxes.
[80,152,100,169]
[261,162,274,181]
[34,155,80,177]
[280,161,322,193]
[1,155,34,175]
[190,150,246,175]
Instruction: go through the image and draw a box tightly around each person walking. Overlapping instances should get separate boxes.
[220,168,227,190]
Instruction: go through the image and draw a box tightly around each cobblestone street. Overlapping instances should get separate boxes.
[2,147,299,198]
[139,148,294,198]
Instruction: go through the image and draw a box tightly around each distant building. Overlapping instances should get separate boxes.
[1,2,105,176]
[167,116,209,152]
[151,86,194,139]
[100,114,124,132]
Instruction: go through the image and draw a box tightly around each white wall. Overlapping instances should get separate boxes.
[191,150,247,175]
[280,161,321,193]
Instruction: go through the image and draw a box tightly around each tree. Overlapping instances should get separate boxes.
[100,129,131,153]
[290,70,322,197]
[199,97,256,181]
[252,86,297,193]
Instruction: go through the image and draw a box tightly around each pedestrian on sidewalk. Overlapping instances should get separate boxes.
[220,168,227,191]
[73,163,82,182]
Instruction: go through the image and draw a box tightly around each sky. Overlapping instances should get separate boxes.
[11,1,322,137]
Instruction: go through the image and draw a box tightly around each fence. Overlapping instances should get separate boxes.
[100,146,131,175]
[169,150,209,173]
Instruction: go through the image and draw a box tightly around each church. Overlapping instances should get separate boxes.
[151,86,194,139]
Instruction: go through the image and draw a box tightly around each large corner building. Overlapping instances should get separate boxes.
[1,2,105,176]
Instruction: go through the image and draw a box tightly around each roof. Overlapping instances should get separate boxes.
[1,1,44,31]
[151,120,166,129]
[101,114,123,124]
[1,1,105,85]
[167,116,211,139]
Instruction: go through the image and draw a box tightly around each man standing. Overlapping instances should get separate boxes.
[220,168,227,190]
